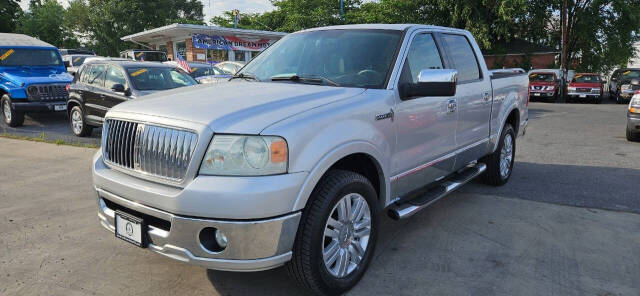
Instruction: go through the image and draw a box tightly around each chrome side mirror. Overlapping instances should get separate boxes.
[401,69,457,99]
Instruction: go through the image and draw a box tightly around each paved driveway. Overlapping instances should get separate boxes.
[1,102,639,295]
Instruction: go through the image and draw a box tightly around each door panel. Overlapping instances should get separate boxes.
[392,32,457,198]
[440,33,492,167]
[102,65,130,116]
[82,64,107,118]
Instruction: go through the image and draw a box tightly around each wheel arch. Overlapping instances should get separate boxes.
[292,141,389,213]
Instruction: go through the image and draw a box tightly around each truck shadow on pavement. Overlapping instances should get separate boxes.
[463,161,640,214]
[206,267,307,295]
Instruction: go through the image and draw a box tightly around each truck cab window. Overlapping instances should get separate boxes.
[400,33,443,84]
[442,34,481,82]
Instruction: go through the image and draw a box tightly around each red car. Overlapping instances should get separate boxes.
[566,73,604,104]
[528,72,560,102]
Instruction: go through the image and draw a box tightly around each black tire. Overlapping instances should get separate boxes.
[287,170,379,296]
[481,124,516,186]
[627,129,640,142]
[69,105,93,137]
[1,94,24,127]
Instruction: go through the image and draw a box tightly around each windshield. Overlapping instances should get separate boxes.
[134,51,167,62]
[126,67,198,91]
[239,29,403,88]
[0,48,62,67]
[621,70,640,83]
[71,56,89,66]
[529,73,555,82]
[190,66,230,78]
[572,74,600,83]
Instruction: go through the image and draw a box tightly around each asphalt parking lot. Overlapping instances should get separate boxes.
[1,101,639,296]
[0,112,101,146]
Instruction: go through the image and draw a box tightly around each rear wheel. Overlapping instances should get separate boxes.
[69,106,93,137]
[481,124,516,186]
[287,170,378,296]
[1,95,24,127]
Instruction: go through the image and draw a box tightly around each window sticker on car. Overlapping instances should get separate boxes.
[530,74,537,77]
[131,69,148,77]
[0,49,14,61]
[191,67,198,72]
[73,57,82,63]
[623,71,631,75]
[574,75,582,79]
[136,52,144,58]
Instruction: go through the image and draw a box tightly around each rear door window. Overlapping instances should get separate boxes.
[442,34,481,82]
[87,64,106,87]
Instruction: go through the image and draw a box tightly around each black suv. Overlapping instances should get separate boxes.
[67,60,198,137]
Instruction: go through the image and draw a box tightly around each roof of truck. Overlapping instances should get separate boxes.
[300,24,469,34]
[0,33,55,48]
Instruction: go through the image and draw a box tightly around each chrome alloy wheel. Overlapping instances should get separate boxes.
[500,133,514,178]
[71,109,83,135]
[322,193,371,278]
[3,100,11,122]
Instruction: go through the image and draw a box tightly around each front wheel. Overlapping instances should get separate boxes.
[1,95,24,127]
[287,170,378,296]
[627,129,640,142]
[481,124,516,186]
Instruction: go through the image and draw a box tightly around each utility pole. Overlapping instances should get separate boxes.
[561,0,568,73]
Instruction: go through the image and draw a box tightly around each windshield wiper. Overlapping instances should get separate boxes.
[230,72,259,81]
[271,74,340,87]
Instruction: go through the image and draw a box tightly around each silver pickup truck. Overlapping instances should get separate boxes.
[92,24,528,295]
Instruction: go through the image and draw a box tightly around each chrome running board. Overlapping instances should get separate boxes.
[388,162,487,220]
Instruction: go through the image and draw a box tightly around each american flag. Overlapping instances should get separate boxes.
[176,52,191,73]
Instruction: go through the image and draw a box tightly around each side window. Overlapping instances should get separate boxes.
[442,34,481,82]
[400,33,443,84]
[87,64,106,87]
[80,65,91,84]
[105,66,127,89]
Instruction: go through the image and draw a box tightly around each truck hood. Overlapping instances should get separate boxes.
[1,67,72,85]
[110,81,365,134]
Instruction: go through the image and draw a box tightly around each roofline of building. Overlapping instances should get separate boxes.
[120,23,288,42]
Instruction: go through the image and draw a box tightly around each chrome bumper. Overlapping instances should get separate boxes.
[567,92,600,97]
[96,188,301,272]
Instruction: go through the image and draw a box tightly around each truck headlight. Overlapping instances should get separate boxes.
[200,135,288,176]
[630,97,640,113]
[621,84,631,91]
[546,86,555,91]
[568,87,576,92]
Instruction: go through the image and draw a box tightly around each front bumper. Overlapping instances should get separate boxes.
[529,91,555,97]
[620,90,636,99]
[567,92,601,98]
[11,100,67,112]
[96,188,301,272]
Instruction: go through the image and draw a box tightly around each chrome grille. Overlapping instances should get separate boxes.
[103,119,198,181]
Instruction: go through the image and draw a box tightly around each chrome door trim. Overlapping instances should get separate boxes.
[390,138,488,182]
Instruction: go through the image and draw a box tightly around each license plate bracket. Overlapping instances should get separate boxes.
[114,210,147,248]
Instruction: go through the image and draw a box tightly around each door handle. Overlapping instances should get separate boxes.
[447,99,457,113]
[483,91,491,101]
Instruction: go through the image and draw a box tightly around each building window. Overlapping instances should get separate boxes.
[234,50,246,62]
[208,49,228,63]
[176,41,187,58]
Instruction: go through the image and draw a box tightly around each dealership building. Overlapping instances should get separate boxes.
[121,23,287,63]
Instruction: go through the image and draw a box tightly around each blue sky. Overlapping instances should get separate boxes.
[19,0,276,23]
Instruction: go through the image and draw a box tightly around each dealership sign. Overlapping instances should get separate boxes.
[192,34,272,51]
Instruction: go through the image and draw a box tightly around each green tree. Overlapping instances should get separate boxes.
[16,0,80,48]
[88,0,204,56]
[0,0,22,33]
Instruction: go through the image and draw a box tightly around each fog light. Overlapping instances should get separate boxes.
[215,229,228,248]
[199,227,227,253]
